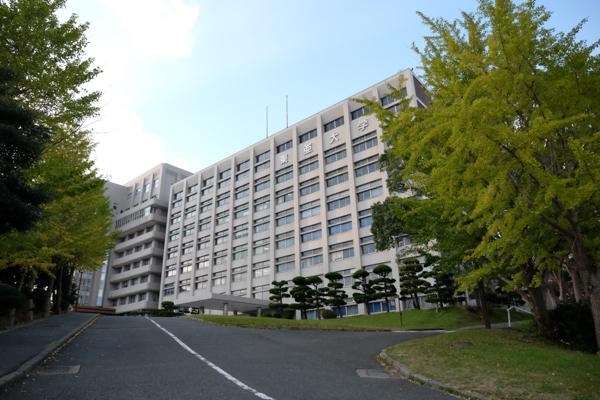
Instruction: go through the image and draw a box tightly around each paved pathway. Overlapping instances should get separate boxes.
[3,316,457,400]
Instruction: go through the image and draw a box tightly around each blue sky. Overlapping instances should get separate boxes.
[58,0,600,184]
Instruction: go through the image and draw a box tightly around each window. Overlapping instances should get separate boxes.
[255,160,270,173]
[253,284,271,299]
[167,246,178,259]
[218,178,231,189]
[277,140,293,153]
[144,183,150,193]
[213,270,226,286]
[397,236,412,247]
[216,211,230,225]
[203,177,214,186]
[328,215,352,235]
[214,250,228,265]
[135,188,141,196]
[326,166,349,187]
[276,231,295,249]
[220,169,231,180]
[276,208,294,226]
[180,259,192,274]
[381,90,406,107]
[361,236,376,255]
[256,150,270,163]
[330,241,355,262]
[324,116,344,132]
[187,193,198,202]
[153,179,160,188]
[254,216,270,233]
[357,179,384,202]
[299,129,317,143]
[202,186,214,196]
[217,193,230,207]
[276,186,294,204]
[301,248,323,268]
[173,192,183,200]
[301,223,322,243]
[139,293,147,301]
[233,223,249,239]
[234,203,249,219]
[165,265,176,277]
[254,175,270,192]
[214,230,229,245]
[181,241,193,255]
[198,236,210,250]
[164,283,175,296]
[188,184,198,194]
[199,217,211,231]
[196,255,209,269]
[276,165,293,184]
[169,229,180,242]
[127,193,132,201]
[327,190,351,211]
[233,244,248,260]
[276,254,295,273]
[386,103,401,113]
[238,160,250,171]
[253,238,270,255]
[235,183,250,199]
[351,106,370,120]
[200,200,213,213]
[231,266,247,282]
[299,177,319,196]
[324,143,347,165]
[183,224,195,237]
[253,261,270,278]
[353,131,378,154]
[359,209,373,227]
[172,200,182,208]
[236,170,249,181]
[299,156,319,175]
[355,155,380,177]
[185,206,196,219]
[195,275,208,289]
[231,288,247,297]
[300,200,321,219]
[254,195,270,212]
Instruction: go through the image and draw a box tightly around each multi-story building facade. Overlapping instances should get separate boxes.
[158,69,431,317]
[99,164,192,314]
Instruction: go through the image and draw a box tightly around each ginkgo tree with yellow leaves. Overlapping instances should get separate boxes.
[361,0,600,348]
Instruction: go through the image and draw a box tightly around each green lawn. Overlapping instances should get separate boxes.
[385,327,600,400]
[185,306,531,331]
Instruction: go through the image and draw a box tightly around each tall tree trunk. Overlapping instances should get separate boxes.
[44,277,55,318]
[552,270,566,302]
[337,305,343,318]
[364,301,371,315]
[564,260,584,302]
[8,271,26,327]
[54,267,64,315]
[546,285,559,308]
[475,288,482,308]
[26,271,36,321]
[522,264,552,338]
[477,280,491,329]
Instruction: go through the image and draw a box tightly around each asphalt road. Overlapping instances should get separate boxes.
[3,316,455,400]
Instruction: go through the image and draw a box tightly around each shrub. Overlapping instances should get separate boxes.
[283,311,295,319]
[548,302,598,354]
[0,283,27,314]
[158,310,176,317]
[261,313,273,318]
[272,312,282,319]
[322,309,337,319]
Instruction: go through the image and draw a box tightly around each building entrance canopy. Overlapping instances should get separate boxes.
[175,292,271,314]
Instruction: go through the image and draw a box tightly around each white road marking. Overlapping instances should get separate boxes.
[146,317,275,400]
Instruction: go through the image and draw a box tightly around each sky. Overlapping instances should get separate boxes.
[57,0,600,184]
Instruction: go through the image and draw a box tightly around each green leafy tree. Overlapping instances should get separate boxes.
[306,276,327,320]
[399,258,429,310]
[290,276,312,320]
[268,280,290,318]
[422,267,465,312]
[372,264,397,313]
[324,272,348,318]
[351,269,376,315]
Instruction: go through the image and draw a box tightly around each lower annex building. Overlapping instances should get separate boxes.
[98,69,432,316]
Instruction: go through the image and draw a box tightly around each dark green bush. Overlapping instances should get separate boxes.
[548,302,598,354]
[261,313,273,318]
[321,309,337,319]
[283,311,295,319]
[272,312,282,318]
[0,283,27,314]
[158,310,176,317]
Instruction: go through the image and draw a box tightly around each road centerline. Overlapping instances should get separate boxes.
[146,317,275,400]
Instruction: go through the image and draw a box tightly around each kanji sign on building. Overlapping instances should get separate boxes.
[358,119,369,131]
[303,144,313,155]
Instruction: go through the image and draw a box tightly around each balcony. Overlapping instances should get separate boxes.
[114,229,165,252]
[112,246,164,268]
[107,281,160,300]
[109,263,163,284]
[115,299,160,314]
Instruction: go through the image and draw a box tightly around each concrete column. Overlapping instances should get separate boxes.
[199,306,205,315]
[223,302,228,315]
[257,307,262,317]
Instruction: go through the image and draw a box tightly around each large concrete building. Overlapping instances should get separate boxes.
[89,70,433,316]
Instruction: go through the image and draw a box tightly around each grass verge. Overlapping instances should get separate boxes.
[186,306,532,331]
[385,327,600,400]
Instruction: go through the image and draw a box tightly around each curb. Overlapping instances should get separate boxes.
[379,348,488,400]
[0,313,100,392]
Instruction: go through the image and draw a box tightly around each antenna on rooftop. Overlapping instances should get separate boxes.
[286,95,288,128]
[266,106,268,138]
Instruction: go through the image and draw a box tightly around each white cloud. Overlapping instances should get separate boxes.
[100,0,200,58]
